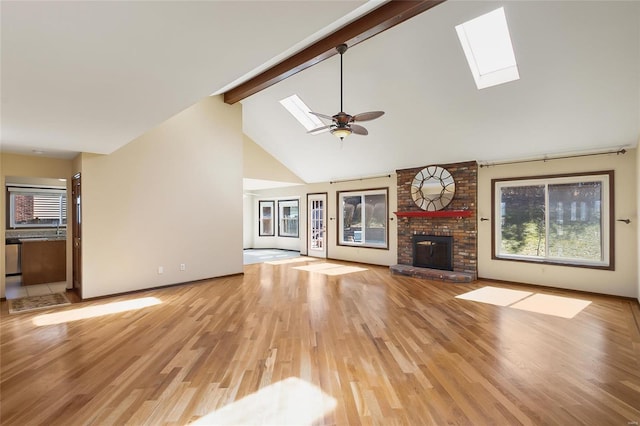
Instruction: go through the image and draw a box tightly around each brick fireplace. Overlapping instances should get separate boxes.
[390,161,478,282]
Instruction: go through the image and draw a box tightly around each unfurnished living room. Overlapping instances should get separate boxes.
[1,1,639,425]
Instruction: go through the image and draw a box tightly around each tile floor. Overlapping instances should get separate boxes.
[5,275,68,300]
[243,249,300,265]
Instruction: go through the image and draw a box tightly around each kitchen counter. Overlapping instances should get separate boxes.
[20,237,66,242]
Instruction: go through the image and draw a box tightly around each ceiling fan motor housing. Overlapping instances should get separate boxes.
[333,112,352,125]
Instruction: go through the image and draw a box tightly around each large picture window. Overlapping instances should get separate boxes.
[8,186,67,228]
[493,171,613,269]
[278,199,299,237]
[338,188,388,249]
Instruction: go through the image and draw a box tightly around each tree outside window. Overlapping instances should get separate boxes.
[494,172,612,269]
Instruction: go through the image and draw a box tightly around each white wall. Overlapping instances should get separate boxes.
[248,175,398,266]
[478,149,638,298]
[78,95,243,299]
[250,195,302,252]
[243,194,255,249]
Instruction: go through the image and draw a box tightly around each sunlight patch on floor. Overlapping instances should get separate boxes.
[32,297,162,326]
[456,286,591,319]
[510,293,592,319]
[293,263,368,276]
[265,257,320,265]
[190,377,336,425]
[455,286,532,306]
[243,249,301,265]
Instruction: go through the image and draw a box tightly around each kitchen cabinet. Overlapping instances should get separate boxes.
[21,239,66,286]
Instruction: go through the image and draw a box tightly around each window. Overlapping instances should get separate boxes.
[258,200,274,236]
[455,7,519,89]
[493,171,613,269]
[279,94,324,132]
[278,199,299,237]
[8,186,67,228]
[338,188,388,249]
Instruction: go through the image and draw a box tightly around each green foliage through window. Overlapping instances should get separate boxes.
[494,172,611,268]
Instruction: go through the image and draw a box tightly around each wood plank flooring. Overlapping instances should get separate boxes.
[1,260,639,425]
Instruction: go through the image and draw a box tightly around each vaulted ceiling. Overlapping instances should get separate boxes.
[2,1,639,185]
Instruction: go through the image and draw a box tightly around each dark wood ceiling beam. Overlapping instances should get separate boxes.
[223,0,446,105]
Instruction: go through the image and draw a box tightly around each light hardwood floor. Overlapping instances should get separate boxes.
[1,259,639,425]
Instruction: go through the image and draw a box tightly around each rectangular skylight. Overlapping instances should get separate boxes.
[455,7,519,89]
[279,94,324,131]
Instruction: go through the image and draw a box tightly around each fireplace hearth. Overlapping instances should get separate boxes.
[413,235,453,271]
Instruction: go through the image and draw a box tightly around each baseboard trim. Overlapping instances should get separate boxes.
[477,275,638,302]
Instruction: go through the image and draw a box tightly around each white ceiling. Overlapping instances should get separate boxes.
[1,0,370,157]
[2,1,639,184]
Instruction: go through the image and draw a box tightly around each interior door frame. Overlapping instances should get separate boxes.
[307,192,327,259]
[72,173,82,299]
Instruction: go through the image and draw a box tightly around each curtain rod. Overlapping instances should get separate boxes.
[330,174,391,184]
[479,149,627,168]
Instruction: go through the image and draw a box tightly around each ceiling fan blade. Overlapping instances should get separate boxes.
[351,111,385,122]
[308,111,335,121]
[307,124,332,135]
[350,124,368,135]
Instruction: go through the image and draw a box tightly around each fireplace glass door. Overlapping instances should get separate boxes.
[413,235,453,271]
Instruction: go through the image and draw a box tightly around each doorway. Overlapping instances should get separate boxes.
[307,193,327,258]
[4,176,69,298]
[72,173,82,298]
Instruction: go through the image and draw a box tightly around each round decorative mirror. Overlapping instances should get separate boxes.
[411,166,456,211]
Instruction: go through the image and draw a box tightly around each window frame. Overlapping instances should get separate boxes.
[491,171,614,270]
[337,187,389,250]
[277,199,299,238]
[258,200,275,237]
[7,186,67,229]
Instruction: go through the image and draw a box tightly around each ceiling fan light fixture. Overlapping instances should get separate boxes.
[331,127,352,140]
[307,43,384,140]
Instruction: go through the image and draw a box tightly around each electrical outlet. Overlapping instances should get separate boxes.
[180,263,186,271]
[158,266,164,274]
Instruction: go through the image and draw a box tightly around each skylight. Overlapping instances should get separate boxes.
[280,94,324,131]
[455,7,519,89]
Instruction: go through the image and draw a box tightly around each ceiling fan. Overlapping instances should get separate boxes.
[308,43,384,140]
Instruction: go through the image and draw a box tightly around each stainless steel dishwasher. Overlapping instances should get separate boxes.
[5,239,21,275]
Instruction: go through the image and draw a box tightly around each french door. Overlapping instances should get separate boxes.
[307,193,327,258]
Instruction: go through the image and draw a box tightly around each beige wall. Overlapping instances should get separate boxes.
[478,149,638,298]
[243,135,304,184]
[247,175,398,266]
[637,146,640,302]
[248,149,639,297]
[0,153,73,298]
[77,95,243,298]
